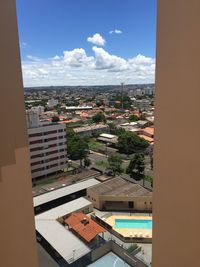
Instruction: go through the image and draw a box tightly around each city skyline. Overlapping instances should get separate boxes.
[16,0,156,87]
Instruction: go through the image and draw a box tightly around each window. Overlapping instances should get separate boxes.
[29,132,42,137]
[30,147,43,152]
[29,139,43,145]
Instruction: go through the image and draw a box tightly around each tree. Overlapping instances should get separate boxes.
[126,153,145,180]
[117,132,149,154]
[108,154,123,174]
[67,134,89,166]
[84,157,91,168]
[52,116,60,122]
[92,112,106,123]
[129,114,138,122]
[108,123,125,136]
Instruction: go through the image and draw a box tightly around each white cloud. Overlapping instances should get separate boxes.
[63,48,94,67]
[27,55,41,62]
[109,29,122,34]
[92,46,128,71]
[87,33,106,46]
[21,48,155,87]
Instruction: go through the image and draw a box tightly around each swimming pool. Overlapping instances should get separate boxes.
[115,219,152,229]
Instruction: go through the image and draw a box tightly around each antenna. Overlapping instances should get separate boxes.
[121,82,124,109]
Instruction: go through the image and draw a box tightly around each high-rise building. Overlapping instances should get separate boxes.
[27,112,67,179]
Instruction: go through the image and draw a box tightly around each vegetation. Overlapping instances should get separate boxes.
[88,139,104,149]
[129,114,139,122]
[84,157,91,168]
[51,116,60,122]
[108,123,126,136]
[117,132,149,154]
[95,160,109,168]
[144,175,153,183]
[67,129,89,166]
[108,154,123,174]
[92,112,106,123]
[113,94,132,109]
[127,244,138,253]
[126,153,145,180]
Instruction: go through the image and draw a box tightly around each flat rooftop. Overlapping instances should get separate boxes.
[74,124,108,133]
[88,252,130,267]
[34,178,100,207]
[88,177,152,197]
[35,197,93,263]
[36,197,92,220]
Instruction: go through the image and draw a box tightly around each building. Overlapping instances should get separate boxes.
[26,112,67,179]
[47,98,58,108]
[30,105,45,115]
[65,105,93,111]
[97,133,118,144]
[35,197,94,263]
[26,110,41,128]
[28,122,67,179]
[74,124,109,137]
[133,99,150,111]
[0,1,38,266]
[138,127,154,143]
[34,178,100,214]
[65,212,106,243]
[2,2,200,267]
[87,177,152,211]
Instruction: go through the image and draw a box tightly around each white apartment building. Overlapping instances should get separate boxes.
[134,99,150,111]
[47,98,58,108]
[27,112,67,179]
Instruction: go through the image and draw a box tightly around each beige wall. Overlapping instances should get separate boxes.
[87,190,152,211]
[153,1,200,267]
[0,1,38,266]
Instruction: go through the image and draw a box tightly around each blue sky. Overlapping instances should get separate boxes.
[16,0,157,87]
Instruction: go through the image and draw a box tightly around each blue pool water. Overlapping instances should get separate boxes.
[115,219,152,229]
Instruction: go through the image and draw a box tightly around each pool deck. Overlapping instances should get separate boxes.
[105,215,152,238]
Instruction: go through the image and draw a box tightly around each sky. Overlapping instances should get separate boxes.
[16,0,157,87]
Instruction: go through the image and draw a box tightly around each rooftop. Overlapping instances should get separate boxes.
[65,212,106,242]
[34,178,100,207]
[35,197,93,263]
[88,177,152,198]
[74,124,108,133]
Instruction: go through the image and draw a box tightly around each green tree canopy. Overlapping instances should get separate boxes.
[108,154,123,174]
[84,157,91,168]
[126,153,145,180]
[117,132,149,154]
[51,116,60,122]
[67,133,89,166]
[129,114,139,122]
[92,112,106,123]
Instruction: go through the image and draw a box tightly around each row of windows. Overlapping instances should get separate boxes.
[29,129,64,138]
[30,148,67,158]
[29,136,65,145]
[31,156,65,166]
[30,143,66,152]
[31,161,66,173]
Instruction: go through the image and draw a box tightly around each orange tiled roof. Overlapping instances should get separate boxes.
[138,134,154,143]
[65,212,106,242]
[143,127,154,135]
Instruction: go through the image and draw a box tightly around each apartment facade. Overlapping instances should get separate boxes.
[134,99,150,111]
[28,123,67,179]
